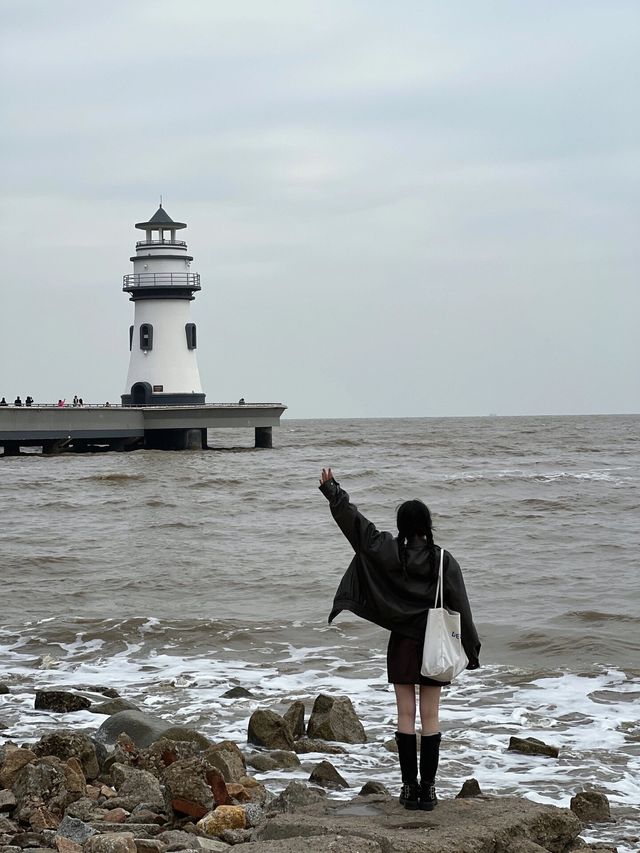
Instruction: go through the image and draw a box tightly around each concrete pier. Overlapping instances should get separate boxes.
[0,403,286,456]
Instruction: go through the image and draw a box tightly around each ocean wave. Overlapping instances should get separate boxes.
[84,472,145,483]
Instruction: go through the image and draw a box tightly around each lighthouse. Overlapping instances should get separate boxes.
[121,205,205,406]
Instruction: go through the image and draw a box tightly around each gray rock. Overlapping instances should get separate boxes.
[220,827,253,844]
[306,695,367,744]
[292,739,347,755]
[247,710,294,751]
[267,781,327,815]
[283,701,306,739]
[133,841,167,853]
[247,750,301,772]
[0,683,9,694]
[0,789,17,811]
[84,831,137,853]
[162,756,230,820]
[108,764,164,812]
[95,711,173,748]
[243,802,264,828]
[0,747,38,788]
[91,698,140,716]
[308,760,349,790]
[203,741,246,783]
[456,777,482,798]
[55,814,97,843]
[221,687,253,699]
[507,736,559,758]
[34,690,91,713]
[157,829,204,850]
[12,757,80,821]
[64,796,107,822]
[33,730,99,780]
[359,781,390,796]
[159,727,211,750]
[255,795,582,852]
[570,790,611,823]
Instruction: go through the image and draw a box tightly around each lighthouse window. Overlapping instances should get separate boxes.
[140,324,153,351]
[129,326,133,351]
[186,323,197,350]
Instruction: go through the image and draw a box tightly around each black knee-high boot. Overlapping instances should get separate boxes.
[395,732,419,810]
[419,732,441,810]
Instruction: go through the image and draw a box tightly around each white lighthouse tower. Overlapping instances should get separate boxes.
[122,205,205,406]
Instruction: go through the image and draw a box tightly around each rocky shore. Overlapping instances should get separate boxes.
[0,686,624,853]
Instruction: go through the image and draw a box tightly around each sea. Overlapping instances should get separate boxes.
[1,415,639,850]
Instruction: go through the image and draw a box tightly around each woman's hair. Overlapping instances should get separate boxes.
[396,499,435,576]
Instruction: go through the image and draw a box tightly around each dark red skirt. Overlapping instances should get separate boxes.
[387,632,451,687]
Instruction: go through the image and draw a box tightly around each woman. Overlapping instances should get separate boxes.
[319,467,480,811]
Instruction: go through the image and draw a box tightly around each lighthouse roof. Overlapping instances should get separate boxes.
[135,206,187,230]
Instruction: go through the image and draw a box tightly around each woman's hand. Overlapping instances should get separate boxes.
[319,467,334,485]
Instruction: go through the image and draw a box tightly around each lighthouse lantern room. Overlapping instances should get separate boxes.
[122,205,205,406]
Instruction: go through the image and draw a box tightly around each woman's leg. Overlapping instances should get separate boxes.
[394,683,417,733]
[393,683,419,808]
[418,685,442,810]
[418,685,441,734]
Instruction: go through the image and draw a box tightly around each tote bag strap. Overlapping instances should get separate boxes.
[434,546,445,609]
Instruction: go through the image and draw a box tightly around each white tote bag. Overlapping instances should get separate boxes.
[420,547,468,682]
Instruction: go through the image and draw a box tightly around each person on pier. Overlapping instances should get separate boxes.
[0,397,7,406]
[318,467,480,812]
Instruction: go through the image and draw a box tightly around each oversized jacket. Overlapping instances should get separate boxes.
[320,478,481,669]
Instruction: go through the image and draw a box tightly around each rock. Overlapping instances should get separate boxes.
[34,691,91,713]
[196,805,246,836]
[0,789,17,811]
[359,781,389,796]
[95,711,173,748]
[84,831,137,853]
[382,738,398,753]
[457,777,482,798]
[65,758,87,796]
[219,827,252,844]
[247,710,294,750]
[64,796,107,822]
[81,686,120,698]
[55,836,84,853]
[29,805,60,830]
[508,736,559,758]
[570,790,611,823]
[237,777,269,807]
[157,829,203,850]
[142,738,202,778]
[103,807,129,823]
[56,814,97,844]
[0,746,37,788]
[308,760,349,790]
[12,756,81,821]
[293,739,347,755]
[133,841,167,853]
[226,784,251,803]
[162,757,231,820]
[267,781,327,814]
[243,802,264,828]
[256,794,582,852]
[91,699,140,716]
[33,731,99,780]
[0,683,10,694]
[247,750,301,772]
[306,695,367,744]
[108,764,164,812]
[221,687,252,699]
[283,701,306,739]
[160,728,211,751]
[203,741,246,783]
[126,807,166,826]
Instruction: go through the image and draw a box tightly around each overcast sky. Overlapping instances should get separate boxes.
[1,0,638,417]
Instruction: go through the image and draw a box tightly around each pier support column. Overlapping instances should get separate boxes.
[42,439,71,455]
[255,426,273,448]
[2,442,20,456]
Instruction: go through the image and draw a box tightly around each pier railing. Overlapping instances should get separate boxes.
[123,272,201,290]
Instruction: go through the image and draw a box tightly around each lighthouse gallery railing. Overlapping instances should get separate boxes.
[123,272,201,290]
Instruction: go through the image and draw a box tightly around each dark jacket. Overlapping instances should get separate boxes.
[320,478,481,669]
